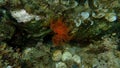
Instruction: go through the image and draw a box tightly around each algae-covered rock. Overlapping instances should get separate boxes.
[73,20,112,41]
[0,23,14,41]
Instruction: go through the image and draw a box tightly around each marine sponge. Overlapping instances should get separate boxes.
[50,17,71,46]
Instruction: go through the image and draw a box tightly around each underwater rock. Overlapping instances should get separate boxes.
[6,65,12,68]
[62,51,72,61]
[72,55,81,64]
[11,9,40,23]
[22,47,50,60]
[22,48,33,60]
[0,24,14,41]
[81,12,90,20]
[105,13,117,22]
[95,51,120,68]
[74,11,90,27]
[52,50,62,61]
[56,62,67,68]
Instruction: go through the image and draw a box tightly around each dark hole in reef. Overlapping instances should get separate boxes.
[5,31,26,50]
[117,38,120,51]
[69,38,92,47]
[78,39,92,47]
[4,23,31,51]
[86,46,109,54]
[43,33,53,44]
[75,0,87,6]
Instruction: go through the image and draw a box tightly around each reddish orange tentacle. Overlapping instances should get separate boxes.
[50,17,71,46]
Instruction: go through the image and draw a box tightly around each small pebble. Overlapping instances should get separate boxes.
[72,55,81,64]
[52,50,62,61]
[56,62,67,68]
[81,12,90,20]
[6,65,12,68]
[62,51,72,61]
[105,13,117,22]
